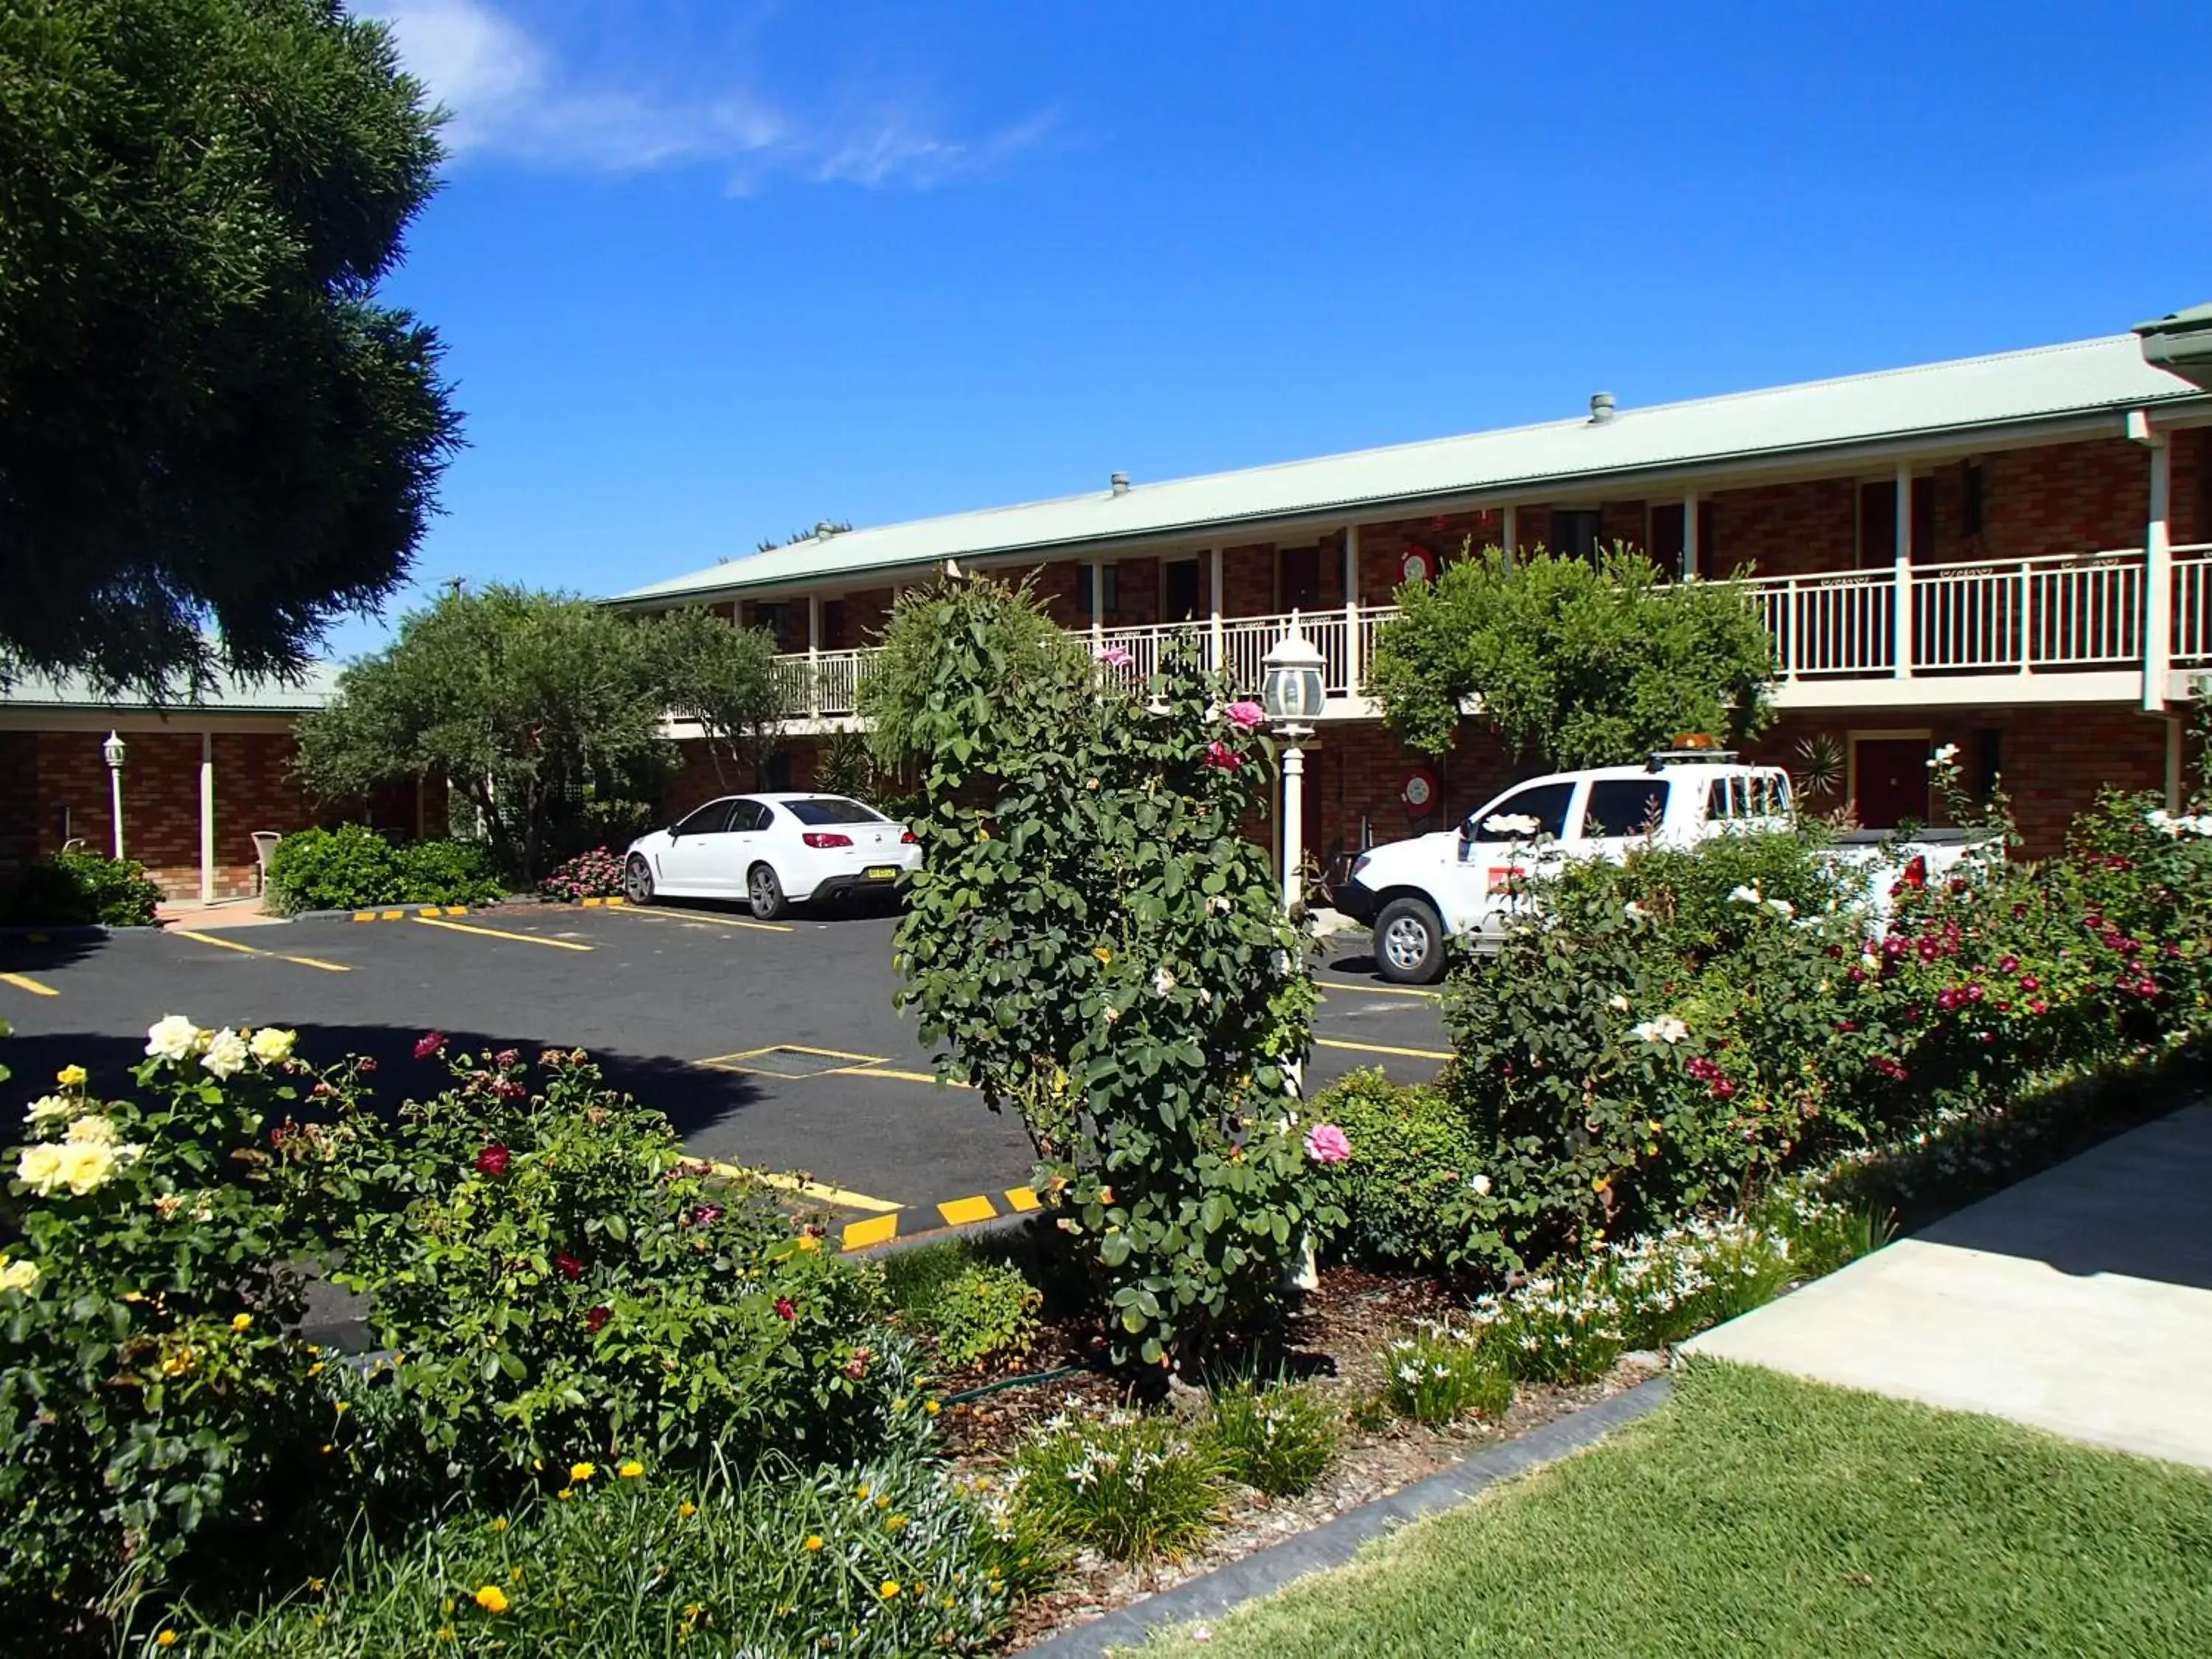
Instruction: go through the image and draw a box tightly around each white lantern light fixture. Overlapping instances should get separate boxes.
[102,731,127,771]
[1260,614,1326,731]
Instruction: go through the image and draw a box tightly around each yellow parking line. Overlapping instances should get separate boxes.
[1321,980,1443,1000]
[714,1165,904,1214]
[0,970,59,997]
[1313,1036,1454,1061]
[172,928,352,973]
[1004,1186,1043,1212]
[601,905,793,934]
[841,1214,900,1251]
[854,1065,973,1088]
[938,1194,998,1228]
[411,915,594,951]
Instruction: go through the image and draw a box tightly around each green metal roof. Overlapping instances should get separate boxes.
[0,661,339,716]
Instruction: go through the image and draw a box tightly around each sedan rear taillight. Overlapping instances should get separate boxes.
[802,832,853,848]
[900,830,917,844]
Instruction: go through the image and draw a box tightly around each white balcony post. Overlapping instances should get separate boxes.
[807,593,823,719]
[2144,428,2173,712]
[1500,504,1518,562]
[1892,462,1914,678]
[198,729,215,902]
[1207,546,1224,671]
[1088,561,1104,650]
[1681,487,1700,580]
[1342,524,1361,692]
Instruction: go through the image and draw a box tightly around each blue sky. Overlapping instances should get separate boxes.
[344,0,2212,657]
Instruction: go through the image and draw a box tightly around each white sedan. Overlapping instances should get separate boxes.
[622,793,920,919]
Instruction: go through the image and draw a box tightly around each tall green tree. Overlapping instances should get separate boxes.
[646,605,785,791]
[0,0,459,694]
[1369,545,1778,769]
[296,588,674,880]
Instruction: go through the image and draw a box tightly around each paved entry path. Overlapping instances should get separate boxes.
[1686,1106,2212,1470]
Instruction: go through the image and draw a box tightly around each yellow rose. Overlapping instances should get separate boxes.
[231,1312,254,1332]
[15,1143,66,1195]
[58,1140,119,1195]
[57,1065,88,1089]
[0,1256,38,1295]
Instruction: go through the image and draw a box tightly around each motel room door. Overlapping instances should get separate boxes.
[1853,737,1931,829]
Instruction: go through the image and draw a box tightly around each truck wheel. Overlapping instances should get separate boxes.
[1374,897,1447,984]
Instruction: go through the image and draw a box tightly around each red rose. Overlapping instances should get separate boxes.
[357,1056,378,1074]
[692,1204,724,1227]
[555,1253,583,1281]
[495,1048,521,1068]
[585,1305,610,1333]
[491,1077,527,1100]
[476,1142,511,1177]
[414,1032,447,1061]
[774,1297,796,1321]
[1901,856,1927,891]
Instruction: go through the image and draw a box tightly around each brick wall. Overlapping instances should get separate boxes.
[1709,477,1860,579]
[2169,425,2211,547]
[1744,703,2169,858]
[0,731,38,868]
[1981,437,2143,558]
[1222,543,1274,616]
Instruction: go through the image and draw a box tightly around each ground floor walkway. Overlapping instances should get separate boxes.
[1686,1106,2212,1470]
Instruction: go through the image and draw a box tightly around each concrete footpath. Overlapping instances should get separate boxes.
[1686,1105,2212,1470]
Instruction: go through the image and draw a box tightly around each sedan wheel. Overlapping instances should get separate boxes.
[1374,897,1446,984]
[747,863,787,920]
[624,855,655,905]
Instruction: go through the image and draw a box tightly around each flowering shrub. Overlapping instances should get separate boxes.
[1007,1405,1226,1560]
[180,1450,1045,1656]
[916,1261,1042,1371]
[1,1020,329,1640]
[279,1040,916,1492]
[1204,1378,1341,1497]
[538,845,626,902]
[1378,1325,1513,1425]
[890,580,1333,1366]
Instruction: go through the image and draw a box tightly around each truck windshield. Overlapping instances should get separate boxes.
[1470,781,1574,840]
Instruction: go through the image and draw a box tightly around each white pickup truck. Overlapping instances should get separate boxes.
[1331,749,1977,983]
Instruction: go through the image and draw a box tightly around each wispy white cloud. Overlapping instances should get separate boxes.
[355,0,1046,188]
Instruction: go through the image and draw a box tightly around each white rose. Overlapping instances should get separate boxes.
[15,1143,66,1196]
[1470,1173,1493,1197]
[1727,885,1763,906]
[201,1028,250,1079]
[145,1014,202,1063]
[0,1256,38,1295]
[249,1027,296,1065]
[1767,898,1796,918]
[24,1095,73,1127]
[58,1140,118,1195]
[1152,967,1177,997]
[1632,1015,1690,1046]
[1607,995,1630,1013]
[64,1113,119,1147]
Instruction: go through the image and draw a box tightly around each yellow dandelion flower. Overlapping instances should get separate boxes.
[320,1444,334,1455]
[231,1312,253,1332]
[855,1485,870,1500]
[874,1494,891,1509]
[473,1585,509,1615]
[879,1579,900,1600]
[570,1461,596,1483]
[617,1458,644,1479]
[925,1399,942,1416]
[678,1501,697,1518]
[307,1361,324,1377]
[557,1488,574,1501]
[155,1633,178,1649]
[436,1628,455,1644]
[490,1517,509,1532]
[804,1534,824,1552]
[333,1400,349,1415]
[1091,946,1111,964]
[887,1514,908,1531]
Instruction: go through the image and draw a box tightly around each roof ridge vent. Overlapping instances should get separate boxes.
[1110,471,1130,495]
[1587,391,1617,425]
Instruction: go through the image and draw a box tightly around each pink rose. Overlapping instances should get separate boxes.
[1098,644,1135,669]
[1205,740,1245,771]
[1304,1123,1351,1165]
[1223,700,1266,732]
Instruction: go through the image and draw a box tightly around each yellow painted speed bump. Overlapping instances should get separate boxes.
[1004,1186,1042,1212]
[841,1213,900,1251]
[937,1194,998,1228]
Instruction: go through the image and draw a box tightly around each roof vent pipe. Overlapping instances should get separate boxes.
[1110,472,1130,495]
[815,520,838,538]
[1588,392,1616,425]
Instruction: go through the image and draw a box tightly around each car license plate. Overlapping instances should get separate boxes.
[866,865,898,880]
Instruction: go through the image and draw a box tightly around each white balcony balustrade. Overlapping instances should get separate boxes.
[762,546,2212,723]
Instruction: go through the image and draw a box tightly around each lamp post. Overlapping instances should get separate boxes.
[102,731,127,860]
[1260,614,1326,913]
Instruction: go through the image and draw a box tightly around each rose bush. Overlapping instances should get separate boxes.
[538,845,626,902]
[1,1019,332,1642]
[276,1040,919,1495]
[888,578,1335,1366]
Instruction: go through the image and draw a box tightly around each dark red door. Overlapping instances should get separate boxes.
[1279,546,1321,612]
[1854,738,1930,828]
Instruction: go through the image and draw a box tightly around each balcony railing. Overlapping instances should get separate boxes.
[765,546,2212,720]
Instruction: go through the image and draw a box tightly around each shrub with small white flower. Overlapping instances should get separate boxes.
[1377,1324,1512,1425]
[889,578,1337,1366]
[1007,1406,1226,1560]
[1205,1377,1342,1496]
[1,1017,333,1640]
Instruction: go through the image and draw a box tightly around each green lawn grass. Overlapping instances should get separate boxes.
[1137,1361,2212,1658]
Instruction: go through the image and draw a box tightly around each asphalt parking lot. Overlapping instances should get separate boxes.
[0,902,1452,1245]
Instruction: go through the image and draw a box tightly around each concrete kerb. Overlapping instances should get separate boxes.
[0,923,130,939]
[285,894,551,924]
[1020,1376,1674,1658]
